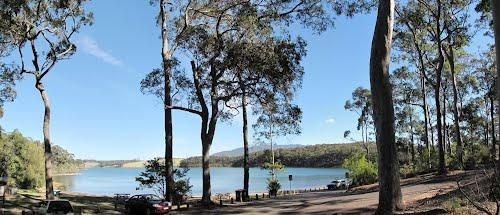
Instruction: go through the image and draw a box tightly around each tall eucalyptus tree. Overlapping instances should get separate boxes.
[1,0,92,199]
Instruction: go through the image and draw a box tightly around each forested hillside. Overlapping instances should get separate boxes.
[0,130,80,189]
[180,143,376,168]
[212,144,304,157]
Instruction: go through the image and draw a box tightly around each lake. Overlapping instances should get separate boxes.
[54,167,347,196]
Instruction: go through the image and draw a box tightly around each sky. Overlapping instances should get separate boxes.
[0,1,489,160]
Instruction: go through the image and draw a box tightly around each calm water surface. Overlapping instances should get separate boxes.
[54,167,346,196]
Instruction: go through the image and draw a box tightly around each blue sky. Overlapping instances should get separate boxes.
[0,1,488,160]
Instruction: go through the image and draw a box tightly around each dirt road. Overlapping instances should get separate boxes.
[172,172,468,215]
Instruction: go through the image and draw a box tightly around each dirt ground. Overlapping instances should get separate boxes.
[0,170,494,214]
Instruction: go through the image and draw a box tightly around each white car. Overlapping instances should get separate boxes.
[33,200,74,215]
[327,178,349,190]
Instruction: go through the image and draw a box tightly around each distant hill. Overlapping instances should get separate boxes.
[181,143,376,168]
[212,144,305,157]
[80,158,184,168]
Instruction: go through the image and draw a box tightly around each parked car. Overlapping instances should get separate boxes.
[327,178,349,190]
[33,200,74,215]
[125,194,171,215]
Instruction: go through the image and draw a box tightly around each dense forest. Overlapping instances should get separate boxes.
[0,130,80,189]
[180,143,377,168]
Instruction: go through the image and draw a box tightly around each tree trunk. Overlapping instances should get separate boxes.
[36,81,54,200]
[421,74,431,168]
[241,86,250,198]
[491,0,500,162]
[201,135,211,205]
[492,0,500,101]
[490,95,497,162]
[160,0,174,202]
[410,113,415,164]
[369,0,403,213]
[434,0,446,175]
[445,44,464,165]
[270,114,275,179]
[452,70,463,165]
[443,85,451,156]
[435,85,446,174]
[485,100,489,146]
[428,104,434,169]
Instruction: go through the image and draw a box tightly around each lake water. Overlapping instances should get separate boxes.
[54,167,347,196]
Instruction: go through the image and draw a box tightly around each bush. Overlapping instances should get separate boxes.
[463,143,490,169]
[136,158,192,204]
[266,178,281,196]
[342,153,377,186]
[172,168,192,204]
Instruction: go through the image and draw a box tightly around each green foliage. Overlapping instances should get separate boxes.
[463,143,491,169]
[266,178,281,194]
[442,197,464,212]
[262,161,285,175]
[180,143,376,168]
[136,158,192,204]
[399,164,416,178]
[0,130,78,189]
[342,153,377,186]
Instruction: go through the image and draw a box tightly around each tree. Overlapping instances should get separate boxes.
[141,0,193,202]
[2,0,92,199]
[344,86,373,155]
[253,94,302,179]
[393,5,433,168]
[151,1,324,205]
[369,0,403,213]
[392,67,422,164]
[492,0,500,106]
[474,47,497,162]
[226,36,306,199]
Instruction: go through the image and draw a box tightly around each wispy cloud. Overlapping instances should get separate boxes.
[325,117,335,124]
[78,36,124,67]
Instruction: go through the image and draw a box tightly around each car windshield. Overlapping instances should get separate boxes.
[145,194,162,201]
[47,201,73,213]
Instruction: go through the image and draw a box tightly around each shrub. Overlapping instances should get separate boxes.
[463,143,490,169]
[343,153,377,186]
[172,168,192,204]
[266,178,281,196]
[136,158,192,204]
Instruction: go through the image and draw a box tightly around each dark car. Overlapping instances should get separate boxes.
[125,194,171,215]
[33,200,74,214]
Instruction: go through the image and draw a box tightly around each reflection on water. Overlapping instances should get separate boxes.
[54,167,346,196]
[53,175,75,191]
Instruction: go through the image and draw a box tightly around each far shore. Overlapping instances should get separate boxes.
[53,172,81,176]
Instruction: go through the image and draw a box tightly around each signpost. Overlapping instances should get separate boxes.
[288,175,293,193]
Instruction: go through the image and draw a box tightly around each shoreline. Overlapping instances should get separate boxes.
[53,172,81,176]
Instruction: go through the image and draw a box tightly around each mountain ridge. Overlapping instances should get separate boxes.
[212,144,305,157]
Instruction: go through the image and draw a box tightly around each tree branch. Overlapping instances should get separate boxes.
[166,105,202,116]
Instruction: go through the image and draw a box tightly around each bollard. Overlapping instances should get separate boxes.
[177,202,181,210]
[231,197,234,204]
[262,193,265,198]
[220,199,223,206]
[256,194,258,200]
[187,203,189,209]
